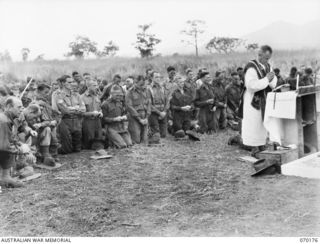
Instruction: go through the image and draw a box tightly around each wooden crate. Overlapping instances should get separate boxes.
[257,148,299,166]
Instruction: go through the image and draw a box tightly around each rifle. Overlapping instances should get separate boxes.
[20,77,33,99]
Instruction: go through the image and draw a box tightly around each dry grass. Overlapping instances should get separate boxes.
[0,131,319,236]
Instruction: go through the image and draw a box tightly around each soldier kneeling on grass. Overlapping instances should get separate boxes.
[0,97,33,188]
[34,83,61,162]
[101,86,132,149]
[80,79,104,150]
[147,71,170,144]
[126,75,151,144]
[170,75,195,138]
[23,104,58,167]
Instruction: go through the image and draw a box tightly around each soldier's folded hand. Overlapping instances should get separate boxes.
[139,118,148,125]
[113,116,122,122]
[19,143,31,154]
[50,120,57,127]
[121,115,127,120]
[159,111,166,118]
[33,123,41,130]
[30,130,38,137]
[92,111,100,117]
[207,99,214,104]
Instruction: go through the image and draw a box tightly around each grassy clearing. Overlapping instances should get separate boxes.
[0,131,319,236]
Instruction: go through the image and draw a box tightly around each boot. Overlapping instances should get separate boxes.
[0,168,24,188]
[49,144,60,162]
[40,146,56,167]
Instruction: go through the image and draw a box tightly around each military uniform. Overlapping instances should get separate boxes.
[212,78,227,131]
[55,89,85,154]
[126,85,151,144]
[226,82,242,119]
[0,112,19,170]
[147,83,170,140]
[101,98,132,148]
[170,87,194,134]
[25,94,60,161]
[194,83,216,134]
[80,91,104,150]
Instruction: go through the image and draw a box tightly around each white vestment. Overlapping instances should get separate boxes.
[241,64,277,146]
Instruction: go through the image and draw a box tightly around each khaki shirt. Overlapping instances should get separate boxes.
[80,91,101,112]
[55,89,85,117]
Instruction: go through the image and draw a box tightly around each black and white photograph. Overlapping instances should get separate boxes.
[0,0,319,240]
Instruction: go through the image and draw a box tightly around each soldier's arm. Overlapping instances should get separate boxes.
[146,94,151,117]
[125,92,140,119]
[147,89,161,115]
[102,103,119,123]
[164,90,170,112]
[77,95,86,113]
[194,90,209,107]
[170,94,182,111]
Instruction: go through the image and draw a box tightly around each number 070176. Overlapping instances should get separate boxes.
[300,238,319,243]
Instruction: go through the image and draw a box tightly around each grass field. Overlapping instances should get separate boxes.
[0,131,319,236]
[1,49,319,85]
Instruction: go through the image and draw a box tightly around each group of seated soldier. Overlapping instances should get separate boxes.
[0,64,315,188]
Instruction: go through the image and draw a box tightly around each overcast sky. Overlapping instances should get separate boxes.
[0,0,319,61]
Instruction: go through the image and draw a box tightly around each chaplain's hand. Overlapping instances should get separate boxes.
[121,115,127,121]
[266,72,275,82]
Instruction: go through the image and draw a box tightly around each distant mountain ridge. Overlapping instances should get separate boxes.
[242,20,320,49]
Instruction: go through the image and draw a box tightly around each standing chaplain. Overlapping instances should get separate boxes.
[241,45,277,156]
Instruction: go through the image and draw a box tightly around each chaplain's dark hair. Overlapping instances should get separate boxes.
[59,75,71,83]
[113,74,121,80]
[260,45,273,54]
[72,71,79,76]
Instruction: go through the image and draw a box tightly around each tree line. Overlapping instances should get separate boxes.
[0,19,259,62]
